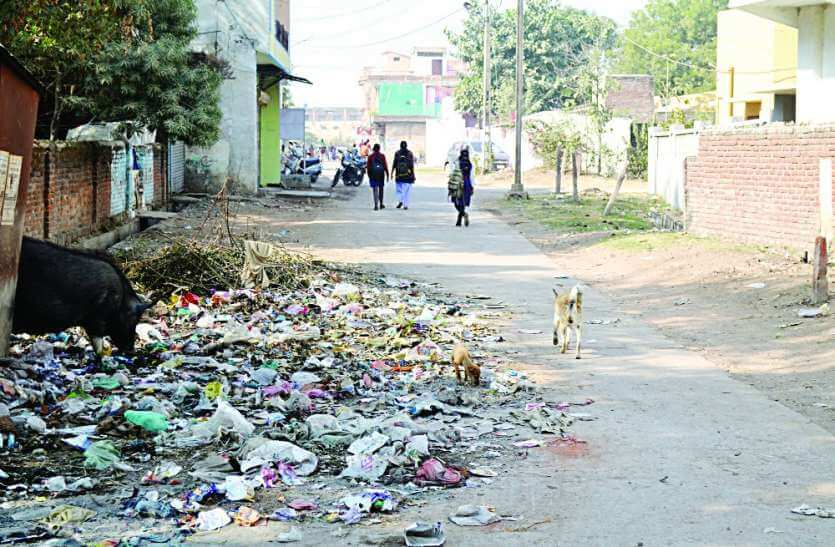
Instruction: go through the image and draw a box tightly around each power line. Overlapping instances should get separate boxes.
[299,8,464,50]
[296,0,399,22]
[622,35,715,71]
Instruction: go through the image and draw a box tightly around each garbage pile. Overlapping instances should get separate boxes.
[0,245,589,544]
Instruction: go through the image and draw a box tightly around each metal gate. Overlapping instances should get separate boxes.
[168,141,185,193]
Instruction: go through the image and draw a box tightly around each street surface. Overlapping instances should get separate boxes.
[277,171,835,546]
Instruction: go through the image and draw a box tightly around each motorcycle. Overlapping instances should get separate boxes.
[282,145,322,182]
[332,150,366,187]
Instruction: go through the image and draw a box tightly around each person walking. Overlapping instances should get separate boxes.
[449,148,474,227]
[391,141,416,210]
[367,143,389,211]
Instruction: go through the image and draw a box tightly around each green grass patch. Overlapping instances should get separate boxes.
[503,192,666,233]
[597,232,751,254]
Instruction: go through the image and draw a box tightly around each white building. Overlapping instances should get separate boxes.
[731,1,835,122]
[190,0,301,193]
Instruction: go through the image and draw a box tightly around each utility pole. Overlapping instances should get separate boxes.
[507,0,527,198]
[482,0,492,174]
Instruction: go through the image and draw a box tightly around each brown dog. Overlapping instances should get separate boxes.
[553,284,583,359]
[452,344,481,386]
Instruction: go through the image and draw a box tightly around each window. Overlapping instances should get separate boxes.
[432,59,443,76]
[393,56,401,62]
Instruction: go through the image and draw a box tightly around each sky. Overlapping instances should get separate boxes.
[288,0,648,108]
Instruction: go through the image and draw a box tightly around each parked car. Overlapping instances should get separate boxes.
[444,141,510,172]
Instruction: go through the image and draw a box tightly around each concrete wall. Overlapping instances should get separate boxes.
[716,9,798,125]
[260,84,281,186]
[685,123,835,250]
[381,122,427,162]
[648,127,700,210]
[797,5,835,122]
[190,0,264,193]
[510,111,632,176]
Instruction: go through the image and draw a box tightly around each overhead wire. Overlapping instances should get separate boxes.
[296,0,399,22]
[298,7,465,50]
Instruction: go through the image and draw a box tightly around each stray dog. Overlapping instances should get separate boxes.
[452,344,481,386]
[553,285,583,359]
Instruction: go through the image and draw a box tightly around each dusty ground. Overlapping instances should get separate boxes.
[115,169,835,544]
[486,168,835,436]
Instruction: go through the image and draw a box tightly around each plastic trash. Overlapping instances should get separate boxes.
[142,461,182,484]
[197,508,231,531]
[415,459,464,487]
[124,410,169,432]
[332,283,360,300]
[24,340,54,361]
[448,505,500,526]
[223,475,255,501]
[405,435,430,458]
[275,526,303,542]
[340,452,389,481]
[40,505,96,531]
[791,504,835,518]
[340,490,396,523]
[26,415,47,434]
[348,432,389,455]
[405,522,446,547]
[190,400,255,441]
[287,500,317,511]
[189,455,234,484]
[238,438,318,476]
[798,303,830,318]
[84,440,123,471]
[290,371,320,386]
[234,506,261,526]
[252,367,278,386]
[91,376,121,391]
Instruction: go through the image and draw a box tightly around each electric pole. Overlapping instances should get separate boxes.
[483,0,492,174]
[508,0,527,198]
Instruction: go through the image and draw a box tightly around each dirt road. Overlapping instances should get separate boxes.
[243,172,835,545]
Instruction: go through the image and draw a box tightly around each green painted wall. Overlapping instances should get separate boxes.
[260,84,282,186]
[377,82,439,117]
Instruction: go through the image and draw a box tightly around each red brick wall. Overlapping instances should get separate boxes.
[23,141,170,244]
[153,144,166,207]
[685,124,835,251]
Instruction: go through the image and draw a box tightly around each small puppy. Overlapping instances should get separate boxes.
[452,344,481,386]
[553,285,583,359]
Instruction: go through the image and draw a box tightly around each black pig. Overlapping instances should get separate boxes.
[12,237,151,354]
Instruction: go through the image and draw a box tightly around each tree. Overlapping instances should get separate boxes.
[617,0,728,97]
[447,0,617,122]
[574,41,613,176]
[1,0,226,146]
[1,0,127,139]
[526,119,584,200]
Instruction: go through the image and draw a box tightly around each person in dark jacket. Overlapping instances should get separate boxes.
[366,143,389,210]
[391,141,416,210]
[451,148,474,226]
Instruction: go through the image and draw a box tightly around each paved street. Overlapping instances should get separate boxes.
[274,172,835,546]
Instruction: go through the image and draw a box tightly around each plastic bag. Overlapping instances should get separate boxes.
[124,410,169,432]
[239,438,318,477]
[190,401,255,441]
[84,440,122,471]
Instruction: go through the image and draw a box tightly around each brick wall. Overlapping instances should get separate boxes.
[23,141,171,245]
[685,124,835,251]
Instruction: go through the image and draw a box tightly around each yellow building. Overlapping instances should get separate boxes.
[716,8,798,124]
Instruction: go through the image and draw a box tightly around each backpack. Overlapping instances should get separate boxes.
[395,152,413,181]
[369,154,386,180]
[448,167,464,199]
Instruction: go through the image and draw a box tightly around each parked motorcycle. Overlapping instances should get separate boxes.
[332,150,366,187]
[282,145,322,182]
